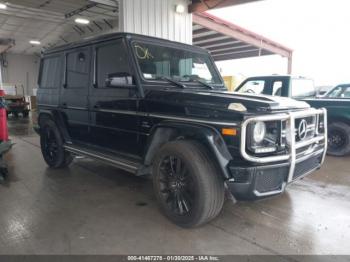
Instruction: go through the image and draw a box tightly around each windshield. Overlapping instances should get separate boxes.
[291,78,316,98]
[133,42,222,85]
[236,80,266,94]
[325,85,350,98]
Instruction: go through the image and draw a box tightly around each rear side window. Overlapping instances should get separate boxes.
[96,40,131,88]
[40,56,62,89]
[66,49,90,88]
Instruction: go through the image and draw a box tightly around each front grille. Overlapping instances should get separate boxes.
[294,116,317,142]
[255,167,288,193]
[293,155,321,179]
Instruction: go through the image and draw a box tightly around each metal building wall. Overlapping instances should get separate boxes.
[119,0,192,44]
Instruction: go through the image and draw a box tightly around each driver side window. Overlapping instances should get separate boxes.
[239,80,265,94]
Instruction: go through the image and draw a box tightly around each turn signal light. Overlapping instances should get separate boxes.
[222,128,237,136]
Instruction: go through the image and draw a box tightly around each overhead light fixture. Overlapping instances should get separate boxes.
[175,4,185,14]
[0,3,7,9]
[75,18,90,25]
[29,40,41,45]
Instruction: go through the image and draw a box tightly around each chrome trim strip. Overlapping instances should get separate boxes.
[295,135,324,149]
[64,145,139,172]
[287,112,296,183]
[296,149,324,164]
[321,108,328,165]
[37,104,58,108]
[150,113,238,126]
[97,109,146,116]
[64,106,88,110]
[95,109,238,126]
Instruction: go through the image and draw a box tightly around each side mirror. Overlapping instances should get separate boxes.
[105,72,135,88]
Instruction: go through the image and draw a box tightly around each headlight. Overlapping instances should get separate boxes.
[247,121,284,154]
[252,121,266,143]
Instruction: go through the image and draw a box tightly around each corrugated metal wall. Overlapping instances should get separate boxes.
[119,0,192,44]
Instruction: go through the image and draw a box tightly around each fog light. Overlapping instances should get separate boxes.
[253,147,276,154]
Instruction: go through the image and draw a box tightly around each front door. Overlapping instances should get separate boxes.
[60,47,91,142]
[89,38,141,156]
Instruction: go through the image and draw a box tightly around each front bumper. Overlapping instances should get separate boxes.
[227,108,327,200]
[227,149,323,200]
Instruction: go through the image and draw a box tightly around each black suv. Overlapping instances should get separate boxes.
[35,33,327,228]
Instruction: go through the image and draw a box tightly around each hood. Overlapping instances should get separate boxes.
[145,89,310,114]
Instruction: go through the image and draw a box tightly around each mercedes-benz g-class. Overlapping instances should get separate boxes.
[35,33,327,228]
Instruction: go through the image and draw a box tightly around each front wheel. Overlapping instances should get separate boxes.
[40,119,73,168]
[327,122,350,156]
[152,140,225,228]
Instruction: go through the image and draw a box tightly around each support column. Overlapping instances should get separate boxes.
[118,0,192,44]
[287,55,293,74]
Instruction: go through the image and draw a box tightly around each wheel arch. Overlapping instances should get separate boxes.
[328,116,350,126]
[143,121,233,179]
[38,110,72,143]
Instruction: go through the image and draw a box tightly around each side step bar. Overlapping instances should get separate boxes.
[64,145,141,174]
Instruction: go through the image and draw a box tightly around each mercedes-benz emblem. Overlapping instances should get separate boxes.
[298,119,308,140]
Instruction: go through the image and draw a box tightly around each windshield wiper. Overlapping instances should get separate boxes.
[190,79,214,90]
[158,76,186,89]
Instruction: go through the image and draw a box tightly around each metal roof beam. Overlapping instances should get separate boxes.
[194,38,240,48]
[193,13,292,58]
[212,49,273,61]
[188,0,262,13]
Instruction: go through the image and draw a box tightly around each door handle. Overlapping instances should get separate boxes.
[94,105,100,109]
[61,103,67,108]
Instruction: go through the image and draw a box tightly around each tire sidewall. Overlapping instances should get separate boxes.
[152,141,223,228]
[40,120,66,168]
[327,122,350,156]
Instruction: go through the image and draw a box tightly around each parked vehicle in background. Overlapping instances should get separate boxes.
[236,75,350,156]
[5,85,30,118]
[316,85,333,96]
[34,34,327,227]
[324,84,350,98]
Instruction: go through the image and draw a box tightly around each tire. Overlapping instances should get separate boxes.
[327,122,350,156]
[152,140,225,228]
[40,119,73,168]
[13,112,19,118]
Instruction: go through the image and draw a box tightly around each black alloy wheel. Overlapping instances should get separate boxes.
[40,120,73,168]
[152,140,224,228]
[157,155,194,216]
[328,130,346,150]
[42,127,59,165]
[327,122,350,156]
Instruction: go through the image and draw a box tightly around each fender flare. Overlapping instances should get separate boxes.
[143,121,233,179]
[38,109,72,143]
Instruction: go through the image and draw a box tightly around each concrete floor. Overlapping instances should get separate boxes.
[0,116,349,255]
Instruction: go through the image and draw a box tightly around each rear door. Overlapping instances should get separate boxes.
[89,38,141,156]
[37,54,63,110]
[60,47,91,142]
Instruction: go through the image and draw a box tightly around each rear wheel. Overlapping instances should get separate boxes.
[152,140,224,228]
[40,119,73,168]
[327,122,350,156]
